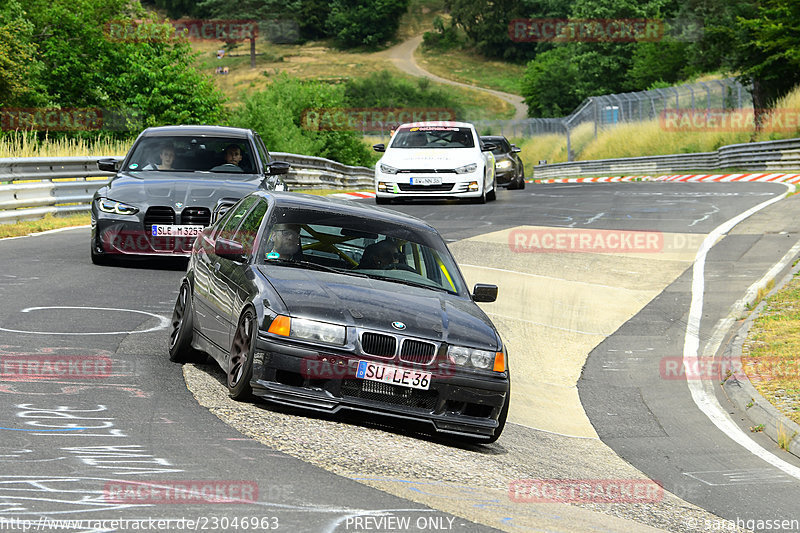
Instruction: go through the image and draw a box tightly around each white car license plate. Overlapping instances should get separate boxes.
[356,361,431,390]
[410,177,442,186]
[151,225,204,237]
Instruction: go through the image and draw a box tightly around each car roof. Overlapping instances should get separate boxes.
[139,125,253,138]
[255,192,439,234]
[396,121,476,129]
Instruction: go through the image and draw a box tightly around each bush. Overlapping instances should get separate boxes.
[326,0,409,49]
[422,16,464,51]
[343,70,465,116]
[229,75,375,167]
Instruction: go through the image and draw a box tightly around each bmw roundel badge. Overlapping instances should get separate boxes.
[391,321,406,330]
[175,202,184,209]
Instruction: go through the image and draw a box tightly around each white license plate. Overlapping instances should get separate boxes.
[410,177,442,186]
[151,225,204,237]
[356,361,431,390]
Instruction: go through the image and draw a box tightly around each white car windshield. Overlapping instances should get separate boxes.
[124,136,256,174]
[390,126,475,149]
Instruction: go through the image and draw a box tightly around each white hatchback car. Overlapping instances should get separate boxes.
[373,122,497,204]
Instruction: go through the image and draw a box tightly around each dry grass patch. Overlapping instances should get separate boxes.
[742,273,800,425]
[0,132,129,158]
[0,213,90,239]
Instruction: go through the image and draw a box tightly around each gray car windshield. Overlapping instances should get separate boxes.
[124,136,256,174]
[390,126,475,149]
[257,208,466,295]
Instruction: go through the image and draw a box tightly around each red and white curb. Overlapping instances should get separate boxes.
[654,173,800,183]
[533,173,800,184]
[328,191,377,199]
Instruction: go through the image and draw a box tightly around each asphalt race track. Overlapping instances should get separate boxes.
[1,181,799,532]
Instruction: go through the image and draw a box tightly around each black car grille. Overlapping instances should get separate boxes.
[340,379,438,410]
[181,207,211,226]
[397,184,454,192]
[143,206,176,227]
[397,169,456,174]
[143,207,176,251]
[360,332,396,358]
[399,339,437,364]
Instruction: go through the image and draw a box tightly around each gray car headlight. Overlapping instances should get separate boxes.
[455,163,477,174]
[267,315,346,345]
[98,198,139,215]
[447,345,502,371]
[379,164,399,175]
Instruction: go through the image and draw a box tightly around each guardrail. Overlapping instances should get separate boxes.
[533,137,800,179]
[0,153,374,224]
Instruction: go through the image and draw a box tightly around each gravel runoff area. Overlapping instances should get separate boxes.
[183,363,750,533]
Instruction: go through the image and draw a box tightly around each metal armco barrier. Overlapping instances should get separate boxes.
[0,153,374,224]
[534,137,800,179]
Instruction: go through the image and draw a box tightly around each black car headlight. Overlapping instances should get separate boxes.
[447,345,505,372]
[97,198,139,215]
[496,160,512,170]
[267,315,346,346]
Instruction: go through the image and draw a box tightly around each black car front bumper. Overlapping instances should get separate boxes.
[251,335,509,439]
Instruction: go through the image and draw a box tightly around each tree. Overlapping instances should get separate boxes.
[326,0,409,49]
[0,0,46,107]
[520,46,581,117]
[728,0,800,113]
[3,0,225,133]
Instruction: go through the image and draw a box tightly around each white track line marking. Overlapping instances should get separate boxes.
[0,306,169,335]
[683,183,800,479]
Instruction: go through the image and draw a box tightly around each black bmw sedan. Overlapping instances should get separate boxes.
[91,125,289,264]
[169,192,510,442]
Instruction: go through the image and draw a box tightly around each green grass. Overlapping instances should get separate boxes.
[414,47,526,96]
[742,272,800,425]
[0,213,90,239]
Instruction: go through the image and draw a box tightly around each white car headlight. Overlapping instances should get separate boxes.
[268,315,346,345]
[98,198,139,215]
[379,164,399,175]
[455,163,477,174]
[496,160,512,170]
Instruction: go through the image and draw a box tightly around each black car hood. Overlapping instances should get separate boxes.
[106,172,261,206]
[257,266,499,350]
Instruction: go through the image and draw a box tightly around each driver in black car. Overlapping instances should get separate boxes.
[358,240,397,269]
[223,144,243,166]
[266,223,304,261]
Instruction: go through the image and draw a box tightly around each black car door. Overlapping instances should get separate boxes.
[211,196,269,354]
[203,196,260,351]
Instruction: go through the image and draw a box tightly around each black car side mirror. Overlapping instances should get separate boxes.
[481,142,498,152]
[266,160,290,175]
[98,158,120,172]
[472,283,498,303]
[373,143,385,152]
[511,146,521,153]
[215,238,247,262]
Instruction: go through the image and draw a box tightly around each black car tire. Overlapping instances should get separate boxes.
[90,241,112,266]
[228,309,256,401]
[473,183,487,204]
[517,166,526,190]
[487,179,497,202]
[169,283,203,363]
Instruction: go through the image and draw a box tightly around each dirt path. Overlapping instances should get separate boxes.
[380,35,528,120]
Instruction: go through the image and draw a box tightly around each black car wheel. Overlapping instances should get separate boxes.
[228,309,256,401]
[517,166,526,190]
[484,386,510,444]
[169,283,202,363]
[487,179,497,202]
[90,240,112,266]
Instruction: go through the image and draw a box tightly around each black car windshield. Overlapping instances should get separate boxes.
[390,126,475,149]
[257,207,466,295]
[124,136,256,174]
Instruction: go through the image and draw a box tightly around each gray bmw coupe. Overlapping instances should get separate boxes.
[91,125,289,264]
